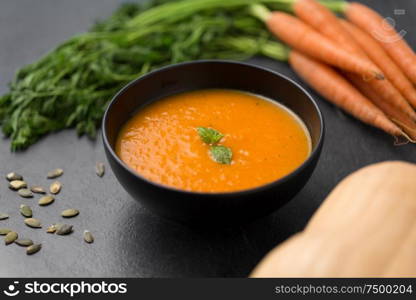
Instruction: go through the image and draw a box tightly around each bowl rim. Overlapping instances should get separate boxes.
[102,59,324,197]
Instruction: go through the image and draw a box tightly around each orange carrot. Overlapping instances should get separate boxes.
[293,0,363,56]
[341,20,416,110]
[289,50,409,142]
[250,5,384,80]
[365,75,416,122]
[287,1,416,122]
[347,73,416,141]
[345,2,416,85]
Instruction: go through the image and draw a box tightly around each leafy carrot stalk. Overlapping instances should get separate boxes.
[345,2,416,85]
[288,50,410,142]
[341,20,416,111]
[346,73,416,142]
[250,4,384,80]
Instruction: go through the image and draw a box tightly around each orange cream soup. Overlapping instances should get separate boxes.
[116,89,311,192]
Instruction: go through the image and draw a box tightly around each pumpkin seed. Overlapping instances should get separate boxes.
[49,181,62,194]
[4,231,18,245]
[9,180,27,190]
[38,195,55,206]
[20,204,33,217]
[46,224,57,233]
[15,238,34,247]
[27,244,41,255]
[6,172,23,181]
[47,168,63,179]
[18,188,33,198]
[61,209,79,218]
[31,185,46,194]
[0,213,9,220]
[84,230,94,243]
[24,218,42,228]
[95,162,105,177]
[0,228,12,235]
[56,224,73,235]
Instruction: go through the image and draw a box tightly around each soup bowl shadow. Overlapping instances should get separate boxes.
[103,60,324,225]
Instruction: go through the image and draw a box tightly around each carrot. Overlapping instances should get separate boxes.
[288,1,416,122]
[341,20,416,110]
[345,2,416,85]
[365,75,416,122]
[347,73,416,141]
[289,50,409,142]
[293,0,363,56]
[250,4,384,80]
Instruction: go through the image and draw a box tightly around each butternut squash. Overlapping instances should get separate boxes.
[251,161,416,277]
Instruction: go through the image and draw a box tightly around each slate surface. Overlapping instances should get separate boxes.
[0,0,415,277]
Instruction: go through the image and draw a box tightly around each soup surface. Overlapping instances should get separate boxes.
[116,89,311,192]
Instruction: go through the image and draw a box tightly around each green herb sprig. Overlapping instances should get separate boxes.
[210,145,233,165]
[0,0,279,151]
[197,126,232,164]
[197,127,224,144]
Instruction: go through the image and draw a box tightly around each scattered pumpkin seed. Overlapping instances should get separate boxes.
[4,231,18,245]
[47,168,63,179]
[24,218,42,228]
[84,230,94,243]
[20,204,33,217]
[9,180,27,190]
[15,238,34,247]
[49,181,62,194]
[46,224,57,233]
[18,188,33,198]
[61,209,79,218]
[4,167,95,252]
[38,195,55,206]
[6,172,23,181]
[0,213,9,220]
[27,244,41,255]
[95,162,105,177]
[56,224,73,235]
[0,228,12,235]
[31,185,46,194]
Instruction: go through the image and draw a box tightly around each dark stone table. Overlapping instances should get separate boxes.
[0,0,415,277]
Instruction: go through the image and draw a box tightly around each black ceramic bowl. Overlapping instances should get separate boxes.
[103,60,324,224]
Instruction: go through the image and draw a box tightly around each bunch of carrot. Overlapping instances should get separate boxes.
[251,0,416,144]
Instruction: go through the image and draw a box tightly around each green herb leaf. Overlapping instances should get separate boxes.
[0,0,283,151]
[197,127,224,145]
[210,145,232,165]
